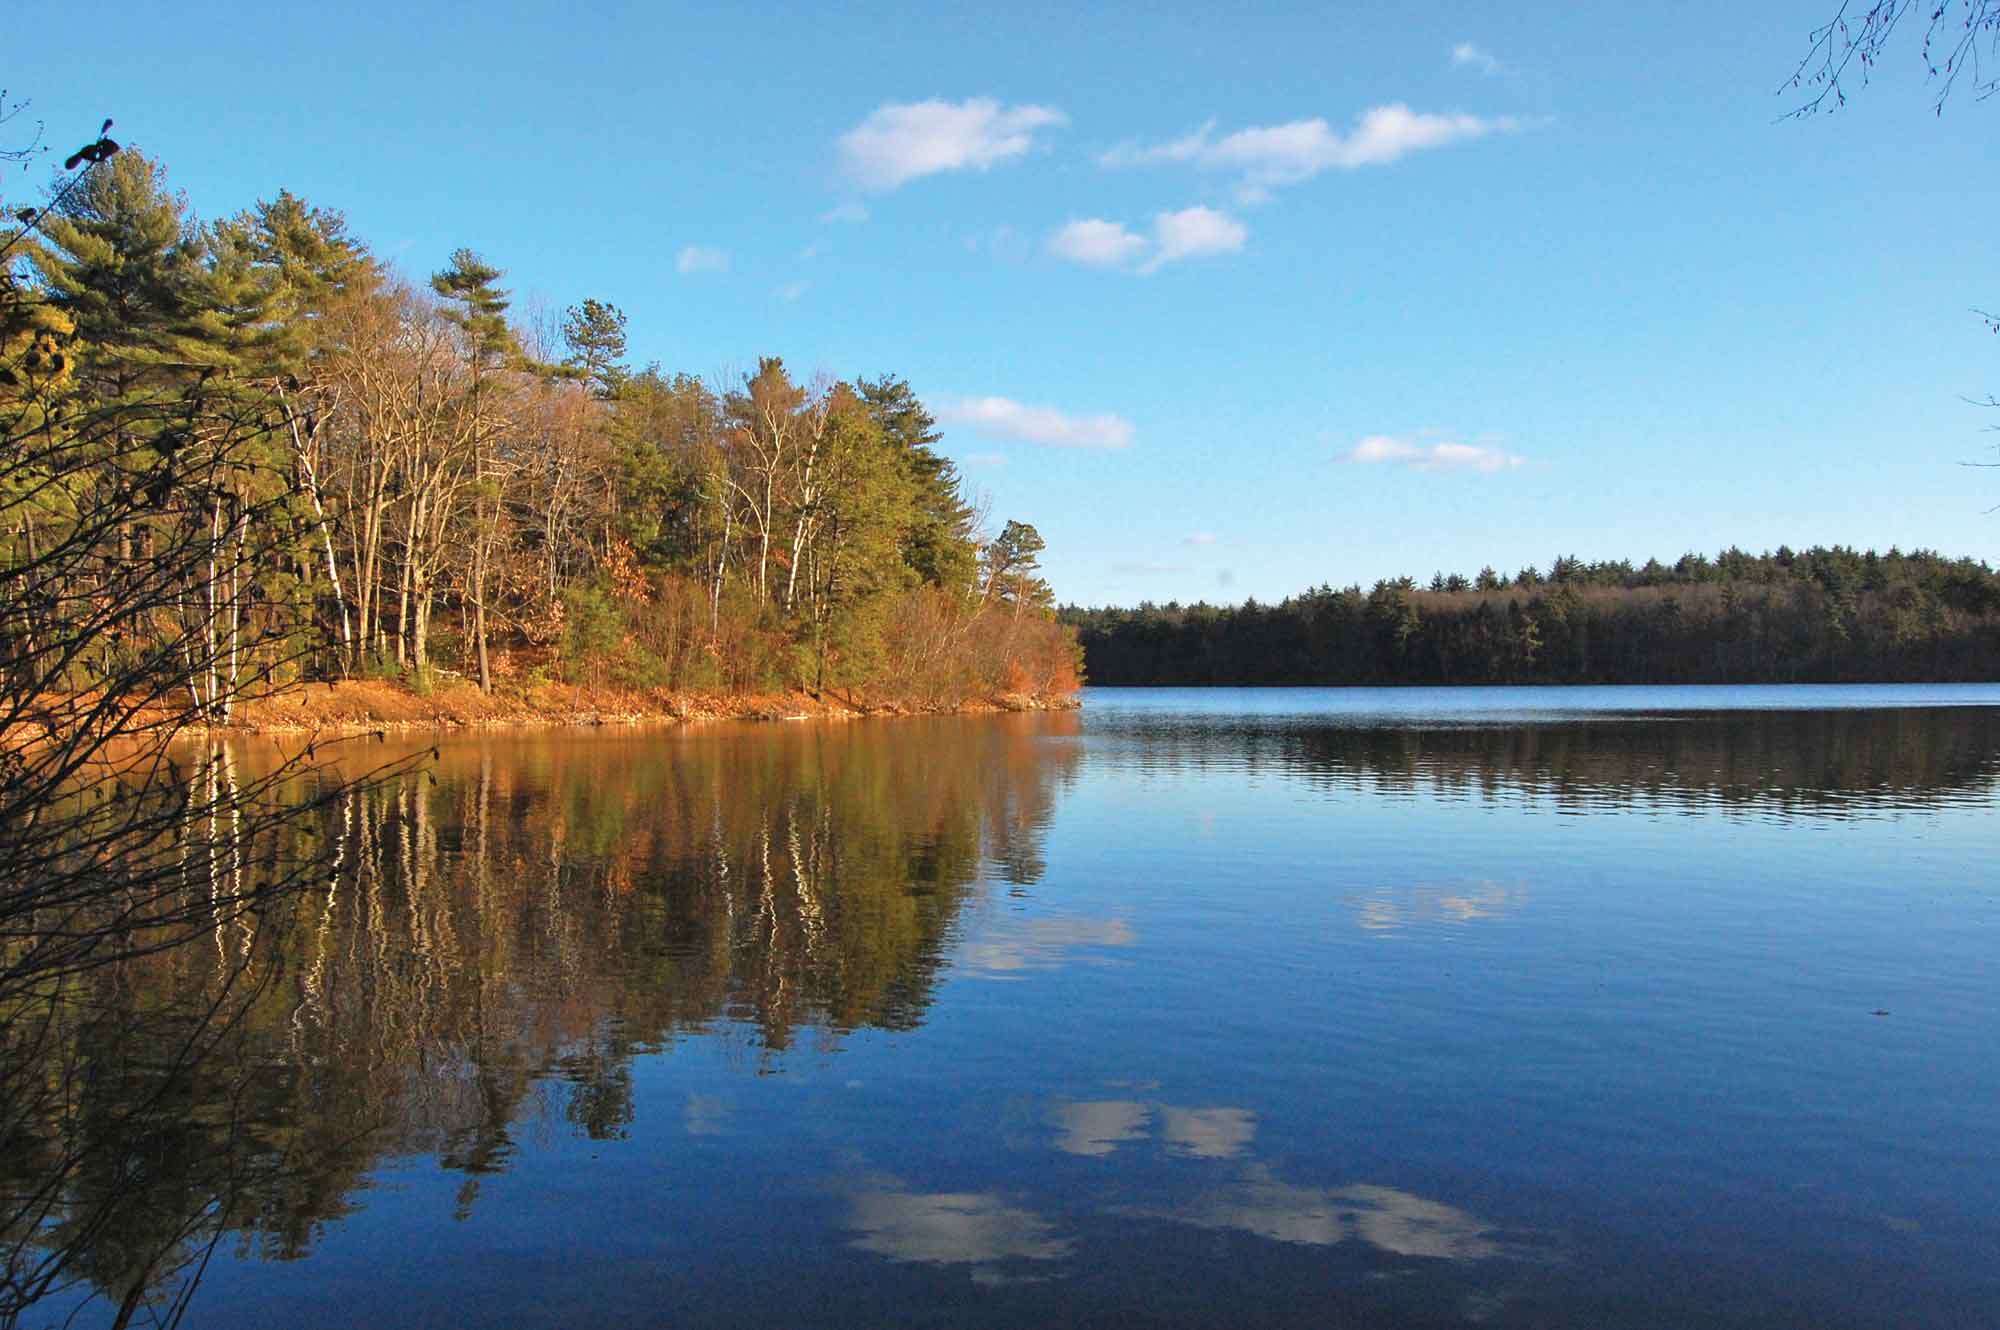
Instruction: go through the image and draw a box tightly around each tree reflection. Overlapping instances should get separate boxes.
[0,714,1078,1325]
[1098,706,2000,816]
[11,702,1982,1324]
[0,734,410,1330]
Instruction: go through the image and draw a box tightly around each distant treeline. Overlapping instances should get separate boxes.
[1064,547,2000,685]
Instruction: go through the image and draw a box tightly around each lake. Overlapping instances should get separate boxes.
[9,685,1999,1328]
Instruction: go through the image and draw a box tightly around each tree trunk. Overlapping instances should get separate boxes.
[473,492,492,692]
[709,484,733,644]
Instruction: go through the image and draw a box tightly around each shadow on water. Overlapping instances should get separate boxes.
[4,700,1997,1325]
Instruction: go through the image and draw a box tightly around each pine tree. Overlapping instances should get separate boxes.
[801,395,916,690]
[430,248,518,693]
[217,190,378,378]
[205,193,378,670]
[29,149,234,401]
[983,519,1051,610]
[858,375,976,591]
[561,298,628,399]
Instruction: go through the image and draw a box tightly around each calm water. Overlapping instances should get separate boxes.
[9,685,2000,1328]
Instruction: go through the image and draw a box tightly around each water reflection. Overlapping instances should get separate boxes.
[1161,1107,1258,1159]
[4,698,1996,1327]
[1352,881,1526,935]
[846,1177,1071,1279]
[1088,703,2000,817]
[1036,1097,1529,1263]
[1049,1101,1257,1159]
[954,917,1136,978]
[682,1093,731,1137]
[1049,1100,1150,1157]
[1154,1174,1507,1261]
[1,715,1078,1326]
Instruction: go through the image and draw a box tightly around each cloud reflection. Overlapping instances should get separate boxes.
[957,917,1135,978]
[1050,1100,1151,1157]
[847,1183,1072,1274]
[683,1094,731,1136]
[1160,1107,1257,1159]
[1151,1171,1504,1261]
[1354,881,1523,935]
[1049,1100,1257,1159]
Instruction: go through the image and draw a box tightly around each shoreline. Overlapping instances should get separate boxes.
[207,678,1081,737]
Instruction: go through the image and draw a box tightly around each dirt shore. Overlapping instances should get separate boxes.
[212,678,1080,736]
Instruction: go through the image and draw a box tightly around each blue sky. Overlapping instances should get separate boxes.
[8,3,1996,605]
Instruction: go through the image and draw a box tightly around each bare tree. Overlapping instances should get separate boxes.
[2,150,411,1320]
[1786,1,2000,114]
[2,118,417,1009]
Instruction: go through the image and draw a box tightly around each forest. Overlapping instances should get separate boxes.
[0,140,1079,726]
[1064,547,2000,686]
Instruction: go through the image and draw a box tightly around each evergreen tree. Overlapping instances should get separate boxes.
[430,248,517,693]
[859,375,976,591]
[802,393,916,689]
[217,190,378,378]
[7,137,1082,712]
[983,519,1051,610]
[29,149,234,400]
[561,297,628,398]
[430,247,514,369]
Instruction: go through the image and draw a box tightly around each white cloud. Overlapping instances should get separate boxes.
[820,201,870,224]
[676,245,728,275]
[1346,435,1523,473]
[837,97,1068,191]
[1046,207,1247,275]
[1183,532,1218,546]
[939,395,1135,450]
[1143,206,1247,273]
[799,242,822,260]
[1100,104,1527,198]
[1451,42,1507,76]
[1048,218,1147,267]
[774,279,810,303]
